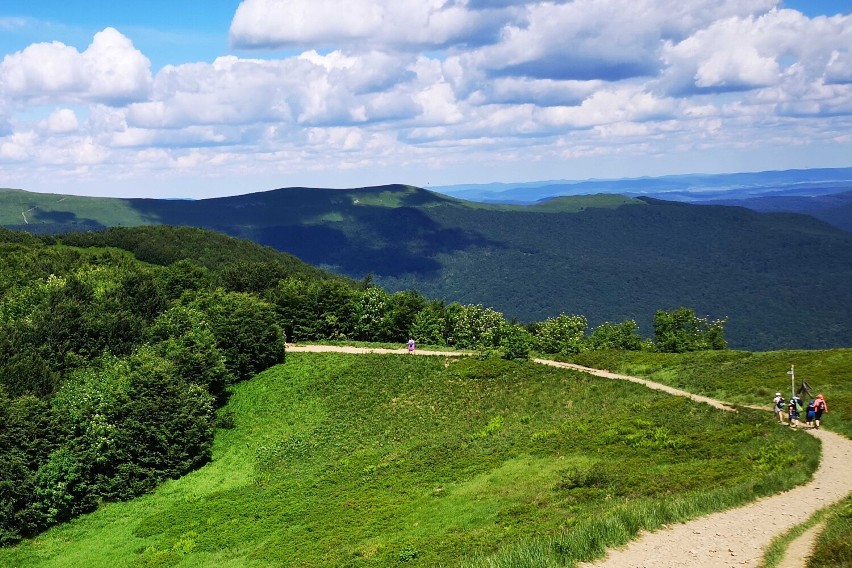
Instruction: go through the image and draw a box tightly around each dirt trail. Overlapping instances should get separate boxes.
[540,359,852,568]
[777,522,825,568]
[288,346,852,567]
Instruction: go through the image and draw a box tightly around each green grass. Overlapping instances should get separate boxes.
[0,353,820,567]
[0,189,151,227]
[562,349,852,439]
[761,508,830,568]
[808,494,852,567]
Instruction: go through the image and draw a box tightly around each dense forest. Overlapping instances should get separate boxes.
[3,185,852,350]
[0,225,728,544]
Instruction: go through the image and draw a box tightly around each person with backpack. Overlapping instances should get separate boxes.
[788,395,803,429]
[773,392,786,424]
[805,400,816,427]
[814,394,828,429]
[407,337,416,354]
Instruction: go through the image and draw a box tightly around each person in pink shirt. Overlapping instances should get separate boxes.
[407,338,415,354]
[814,394,828,429]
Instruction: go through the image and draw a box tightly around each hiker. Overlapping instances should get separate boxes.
[773,392,785,423]
[407,338,415,354]
[788,395,803,429]
[814,394,828,429]
[805,400,816,427]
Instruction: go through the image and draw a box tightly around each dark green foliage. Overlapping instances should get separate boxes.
[270,277,359,341]
[30,448,95,528]
[534,313,588,355]
[221,260,288,294]
[588,320,644,351]
[146,306,232,402]
[184,290,284,383]
[500,323,532,360]
[0,353,58,398]
[55,350,215,501]
[155,259,215,301]
[0,228,306,543]
[653,307,727,353]
[58,225,339,289]
[409,300,445,345]
[0,390,65,545]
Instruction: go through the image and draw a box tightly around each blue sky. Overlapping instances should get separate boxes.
[1,0,851,198]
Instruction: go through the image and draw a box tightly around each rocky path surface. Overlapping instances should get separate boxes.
[288,345,852,567]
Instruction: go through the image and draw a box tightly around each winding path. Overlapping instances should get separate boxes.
[287,345,852,567]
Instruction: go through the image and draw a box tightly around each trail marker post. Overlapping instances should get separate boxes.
[788,365,795,398]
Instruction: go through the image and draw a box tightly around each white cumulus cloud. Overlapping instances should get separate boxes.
[0,27,152,105]
[43,108,80,133]
[229,0,502,49]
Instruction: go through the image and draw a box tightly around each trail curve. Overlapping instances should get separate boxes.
[287,345,852,567]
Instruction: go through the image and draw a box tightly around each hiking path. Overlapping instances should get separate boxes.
[287,345,852,568]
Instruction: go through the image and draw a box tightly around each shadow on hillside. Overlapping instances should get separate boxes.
[124,190,502,278]
[251,208,499,277]
[12,209,107,235]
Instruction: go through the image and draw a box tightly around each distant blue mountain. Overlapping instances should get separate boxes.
[432,167,852,231]
[432,167,851,200]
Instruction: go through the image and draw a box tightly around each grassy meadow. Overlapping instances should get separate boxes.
[0,352,820,567]
[563,349,852,439]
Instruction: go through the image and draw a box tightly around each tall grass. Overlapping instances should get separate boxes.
[0,353,820,567]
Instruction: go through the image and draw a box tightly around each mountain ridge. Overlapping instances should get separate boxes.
[2,183,852,351]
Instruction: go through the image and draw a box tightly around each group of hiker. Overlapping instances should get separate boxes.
[773,391,828,429]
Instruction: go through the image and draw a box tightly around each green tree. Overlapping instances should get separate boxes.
[499,323,532,360]
[588,320,643,351]
[185,290,284,382]
[146,305,232,403]
[410,301,446,345]
[535,313,588,355]
[653,307,728,353]
[353,287,393,342]
[443,303,506,349]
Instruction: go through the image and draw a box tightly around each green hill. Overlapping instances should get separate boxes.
[3,185,852,351]
[0,352,820,567]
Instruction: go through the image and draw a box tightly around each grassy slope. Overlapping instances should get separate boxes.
[0,188,150,228]
[563,349,852,440]
[0,352,819,567]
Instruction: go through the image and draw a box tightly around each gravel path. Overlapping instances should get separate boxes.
[778,522,825,568]
[288,346,852,567]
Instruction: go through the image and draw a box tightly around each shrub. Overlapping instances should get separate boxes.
[184,290,284,383]
[653,308,727,353]
[535,313,588,355]
[588,320,643,351]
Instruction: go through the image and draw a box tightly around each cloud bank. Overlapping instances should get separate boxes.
[1,1,851,197]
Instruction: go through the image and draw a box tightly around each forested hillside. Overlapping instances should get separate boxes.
[2,224,738,545]
[3,185,852,350]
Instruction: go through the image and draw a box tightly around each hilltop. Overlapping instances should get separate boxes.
[3,184,852,350]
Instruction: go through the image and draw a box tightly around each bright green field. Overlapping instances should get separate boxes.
[0,353,819,567]
[563,349,852,439]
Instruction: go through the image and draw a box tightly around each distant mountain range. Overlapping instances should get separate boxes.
[432,167,852,233]
[2,172,852,351]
